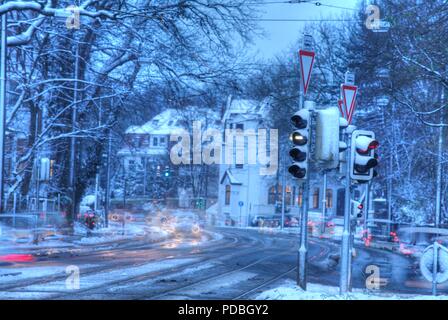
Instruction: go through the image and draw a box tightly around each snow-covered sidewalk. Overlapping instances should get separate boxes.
[256,280,448,300]
[0,221,171,255]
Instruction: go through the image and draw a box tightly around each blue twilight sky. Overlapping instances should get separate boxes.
[251,0,361,59]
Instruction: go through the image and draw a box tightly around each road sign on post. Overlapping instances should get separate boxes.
[299,50,315,96]
[341,85,358,124]
[340,71,358,124]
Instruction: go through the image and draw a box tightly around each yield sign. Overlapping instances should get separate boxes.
[341,84,358,124]
[298,50,315,96]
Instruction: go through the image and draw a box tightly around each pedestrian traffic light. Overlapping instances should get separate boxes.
[350,130,379,181]
[289,109,310,179]
[351,200,364,220]
[39,158,51,181]
[315,107,348,169]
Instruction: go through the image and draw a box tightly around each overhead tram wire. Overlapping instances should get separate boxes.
[246,0,357,11]
[110,0,359,20]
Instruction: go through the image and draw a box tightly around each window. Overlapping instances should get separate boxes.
[285,186,292,205]
[298,187,303,206]
[268,186,277,205]
[236,123,244,130]
[313,188,320,209]
[326,189,333,209]
[153,137,158,147]
[292,187,296,206]
[225,185,231,205]
[168,120,174,126]
[159,137,166,146]
[128,160,135,172]
[337,189,345,216]
[268,185,282,205]
[131,135,140,148]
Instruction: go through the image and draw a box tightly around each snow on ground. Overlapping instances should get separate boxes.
[74,222,169,245]
[0,264,98,285]
[106,262,217,294]
[15,258,199,297]
[0,222,171,256]
[256,280,448,300]
[181,271,257,295]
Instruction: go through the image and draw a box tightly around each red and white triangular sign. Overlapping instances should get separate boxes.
[341,84,358,124]
[298,50,315,96]
[337,99,344,118]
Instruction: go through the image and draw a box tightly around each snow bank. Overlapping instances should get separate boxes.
[74,222,169,245]
[256,280,448,300]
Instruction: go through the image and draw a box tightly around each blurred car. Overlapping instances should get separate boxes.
[108,210,134,223]
[251,215,266,227]
[283,215,299,227]
[172,212,203,238]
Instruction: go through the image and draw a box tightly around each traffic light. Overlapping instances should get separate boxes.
[351,200,364,220]
[288,109,310,179]
[315,107,348,169]
[350,130,379,181]
[39,158,51,181]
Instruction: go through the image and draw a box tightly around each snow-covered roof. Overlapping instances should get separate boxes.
[125,109,180,135]
[223,96,272,122]
[125,107,221,135]
[220,170,242,185]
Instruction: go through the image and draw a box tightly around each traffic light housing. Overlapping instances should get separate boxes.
[288,109,310,180]
[350,130,379,181]
[315,107,348,169]
[351,200,364,220]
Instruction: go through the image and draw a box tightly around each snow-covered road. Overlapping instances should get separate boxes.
[0,227,438,299]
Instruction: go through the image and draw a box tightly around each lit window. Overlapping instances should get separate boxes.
[285,186,292,205]
[268,186,277,205]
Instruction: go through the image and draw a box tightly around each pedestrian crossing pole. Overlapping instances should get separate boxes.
[340,127,353,294]
[0,12,7,212]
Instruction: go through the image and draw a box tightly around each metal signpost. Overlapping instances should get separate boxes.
[340,126,354,294]
[238,201,244,227]
[296,35,315,290]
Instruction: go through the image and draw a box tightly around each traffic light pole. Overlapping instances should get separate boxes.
[364,181,371,232]
[297,110,312,290]
[340,129,353,294]
[104,129,112,228]
[0,13,7,212]
[321,170,327,234]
